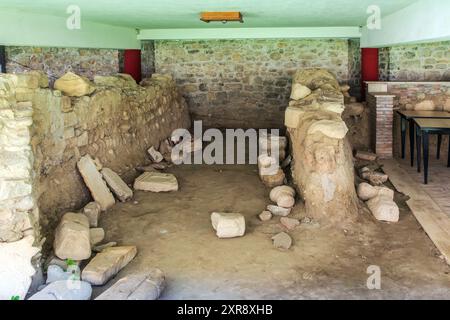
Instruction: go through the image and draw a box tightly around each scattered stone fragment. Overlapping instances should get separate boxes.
[44,255,81,272]
[95,268,165,300]
[101,168,133,202]
[82,246,137,286]
[270,186,296,208]
[53,213,91,261]
[360,167,389,186]
[77,155,115,211]
[211,212,246,238]
[54,72,96,97]
[259,210,272,222]
[148,146,164,163]
[46,265,71,284]
[357,183,394,201]
[290,83,312,100]
[272,232,292,250]
[267,205,291,217]
[90,228,105,247]
[260,168,286,188]
[355,151,377,161]
[28,280,92,300]
[367,195,400,223]
[134,172,178,192]
[93,241,117,253]
[82,202,101,228]
[280,217,300,230]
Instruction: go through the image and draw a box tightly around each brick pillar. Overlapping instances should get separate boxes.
[367,92,395,159]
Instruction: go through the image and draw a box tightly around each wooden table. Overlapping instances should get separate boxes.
[397,110,450,166]
[414,118,450,184]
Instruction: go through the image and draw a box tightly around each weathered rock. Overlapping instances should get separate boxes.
[93,241,117,253]
[90,228,105,247]
[83,202,101,228]
[293,68,341,91]
[355,151,377,161]
[284,106,305,129]
[414,100,435,111]
[258,154,279,175]
[259,210,272,221]
[0,236,39,300]
[54,72,96,97]
[54,213,91,261]
[101,168,133,202]
[260,168,285,188]
[270,186,296,208]
[77,155,115,211]
[267,205,291,217]
[46,265,72,284]
[357,183,394,201]
[360,168,389,186]
[367,195,400,222]
[93,74,137,89]
[95,268,165,300]
[44,255,81,272]
[211,212,246,238]
[308,119,349,139]
[82,246,137,286]
[272,232,292,250]
[28,280,92,300]
[290,83,312,100]
[148,146,164,163]
[280,217,300,230]
[134,172,178,192]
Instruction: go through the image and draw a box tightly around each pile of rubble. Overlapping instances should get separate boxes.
[354,151,399,223]
[28,141,183,300]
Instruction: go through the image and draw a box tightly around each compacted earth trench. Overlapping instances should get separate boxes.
[93,164,450,299]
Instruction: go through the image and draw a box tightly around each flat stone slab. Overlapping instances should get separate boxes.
[77,155,115,211]
[267,205,291,217]
[82,246,137,286]
[28,280,92,300]
[54,213,91,261]
[101,168,133,202]
[133,172,178,192]
[95,268,165,300]
[211,212,246,238]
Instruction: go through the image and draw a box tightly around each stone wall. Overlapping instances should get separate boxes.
[378,41,450,81]
[5,47,120,85]
[141,41,156,79]
[347,39,362,99]
[155,39,360,128]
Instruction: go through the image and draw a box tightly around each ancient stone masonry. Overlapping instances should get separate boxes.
[0,71,190,299]
[155,39,361,128]
[285,69,358,225]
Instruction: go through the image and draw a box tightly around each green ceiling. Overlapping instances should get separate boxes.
[0,0,418,29]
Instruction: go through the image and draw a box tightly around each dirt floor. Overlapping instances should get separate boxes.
[93,164,450,299]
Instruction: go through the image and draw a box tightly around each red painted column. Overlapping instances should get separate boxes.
[123,49,142,83]
[361,48,379,99]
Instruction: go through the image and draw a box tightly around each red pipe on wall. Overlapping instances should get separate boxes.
[361,48,379,99]
[123,49,142,83]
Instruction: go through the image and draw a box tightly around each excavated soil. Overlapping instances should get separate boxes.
[94,164,450,299]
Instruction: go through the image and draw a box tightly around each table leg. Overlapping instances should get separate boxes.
[423,131,429,184]
[401,117,406,159]
[437,134,442,160]
[409,120,415,167]
[416,126,421,173]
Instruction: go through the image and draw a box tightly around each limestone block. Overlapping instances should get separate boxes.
[4,73,39,89]
[77,155,115,211]
[211,212,245,238]
[93,242,117,253]
[0,179,32,202]
[367,195,399,223]
[28,280,92,300]
[95,268,165,300]
[54,72,96,97]
[414,100,435,111]
[83,202,101,228]
[308,120,348,139]
[290,83,312,100]
[53,213,91,261]
[101,168,133,202]
[46,265,72,284]
[285,107,305,129]
[270,186,296,208]
[133,172,178,193]
[280,217,300,230]
[82,246,137,286]
[0,236,39,300]
[267,205,291,217]
[27,70,49,88]
[272,232,292,250]
[148,146,164,163]
[90,228,105,247]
